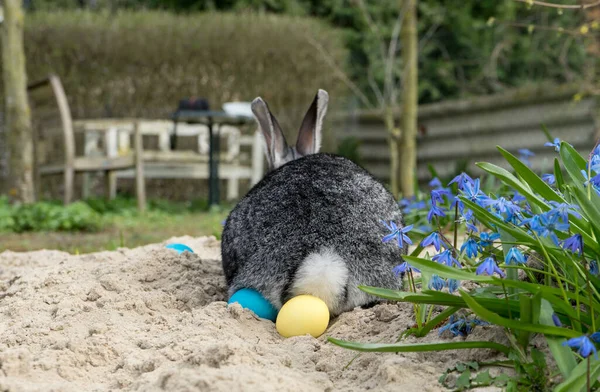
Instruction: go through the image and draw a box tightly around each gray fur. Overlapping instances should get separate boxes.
[221,90,407,317]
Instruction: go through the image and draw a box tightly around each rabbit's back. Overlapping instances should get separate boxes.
[221,153,406,315]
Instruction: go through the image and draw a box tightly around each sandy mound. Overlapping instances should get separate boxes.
[0,236,510,392]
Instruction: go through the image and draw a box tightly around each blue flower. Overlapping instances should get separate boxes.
[399,197,427,213]
[588,145,600,174]
[428,275,446,291]
[542,174,556,185]
[461,178,489,206]
[591,260,599,276]
[431,189,452,205]
[544,137,561,152]
[476,257,506,278]
[448,172,474,190]
[521,214,542,232]
[552,313,562,327]
[432,249,461,268]
[590,153,600,174]
[505,247,527,265]
[447,279,460,293]
[519,149,535,167]
[393,261,420,275]
[562,335,598,359]
[479,232,500,247]
[460,237,480,258]
[382,221,413,249]
[461,209,479,233]
[486,197,521,221]
[427,202,446,223]
[590,173,600,188]
[582,170,600,196]
[438,315,489,337]
[429,177,442,188]
[591,331,600,343]
[421,231,446,252]
[560,234,583,256]
[518,148,535,158]
[450,196,465,215]
[548,201,581,222]
[537,212,570,245]
[512,191,526,204]
[465,221,478,233]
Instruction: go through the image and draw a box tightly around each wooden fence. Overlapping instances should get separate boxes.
[330,84,600,183]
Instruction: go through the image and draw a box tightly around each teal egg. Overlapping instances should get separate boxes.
[165,243,194,254]
[228,288,278,322]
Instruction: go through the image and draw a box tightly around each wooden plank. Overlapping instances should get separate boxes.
[38,155,134,173]
[134,122,146,212]
[114,162,253,180]
[48,75,75,205]
[74,156,136,171]
[141,150,236,163]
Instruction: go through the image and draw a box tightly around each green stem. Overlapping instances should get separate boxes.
[587,356,591,392]
[453,201,459,258]
[587,139,599,201]
[534,232,569,304]
[583,254,596,333]
[408,270,422,329]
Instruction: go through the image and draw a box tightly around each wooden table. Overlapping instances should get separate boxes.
[171,110,255,207]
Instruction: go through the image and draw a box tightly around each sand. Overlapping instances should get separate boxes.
[0,236,514,392]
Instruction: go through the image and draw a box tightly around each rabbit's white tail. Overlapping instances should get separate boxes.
[290,248,348,314]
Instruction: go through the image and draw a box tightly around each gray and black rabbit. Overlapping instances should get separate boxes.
[221,89,408,317]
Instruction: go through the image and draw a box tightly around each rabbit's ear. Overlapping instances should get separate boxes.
[251,97,290,170]
[296,89,328,156]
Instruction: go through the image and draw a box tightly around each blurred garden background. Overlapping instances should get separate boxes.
[0,0,599,253]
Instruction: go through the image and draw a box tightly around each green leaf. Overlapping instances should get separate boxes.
[458,289,580,338]
[497,146,565,204]
[409,242,425,257]
[476,162,550,210]
[554,357,600,392]
[327,337,511,355]
[403,255,494,282]
[416,306,460,337]
[559,142,587,184]
[358,286,521,318]
[495,278,591,327]
[499,229,518,295]
[517,295,534,348]
[539,300,577,379]
[554,158,565,191]
[461,198,535,246]
[474,370,492,385]
[570,185,600,242]
[456,369,471,389]
[541,124,554,143]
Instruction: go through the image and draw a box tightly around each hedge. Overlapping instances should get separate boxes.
[19,10,349,140]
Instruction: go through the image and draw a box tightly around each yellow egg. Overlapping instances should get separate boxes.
[276,295,330,338]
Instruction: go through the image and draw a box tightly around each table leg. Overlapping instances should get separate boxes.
[208,119,220,207]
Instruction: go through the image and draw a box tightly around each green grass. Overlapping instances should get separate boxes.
[0,197,231,254]
[0,210,229,254]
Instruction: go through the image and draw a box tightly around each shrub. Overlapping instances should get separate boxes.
[19,10,348,145]
[2,200,103,232]
[330,135,600,391]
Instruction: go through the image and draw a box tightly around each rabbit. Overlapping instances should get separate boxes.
[221,89,408,317]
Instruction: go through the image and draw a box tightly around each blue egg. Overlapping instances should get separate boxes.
[228,288,278,322]
[165,243,194,254]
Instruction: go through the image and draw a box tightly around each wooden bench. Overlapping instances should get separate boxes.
[28,74,146,211]
[73,118,265,201]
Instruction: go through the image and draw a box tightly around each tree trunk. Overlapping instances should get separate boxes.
[399,0,418,198]
[1,0,35,203]
[384,106,401,198]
